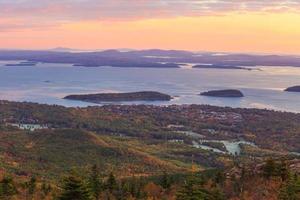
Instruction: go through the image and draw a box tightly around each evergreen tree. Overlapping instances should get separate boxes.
[58,175,93,200]
[263,158,276,179]
[231,174,241,197]
[279,159,289,181]
[176,175,210,200]
[210,188,226,200]
[160,171,171,190]
[29,176,36,194]
[41,181,52,198]
[126,177,146,199]
[239,166,247,196]
[279,174,300,200]
[214,171,225,187]
[0,176,18,199]
[115,180,130,200]
[128,177,137,197]
[25,176,37,200]
[106,172,117,193]
[88,164,102,200]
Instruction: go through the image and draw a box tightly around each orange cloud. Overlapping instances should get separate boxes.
[0,1,299,54]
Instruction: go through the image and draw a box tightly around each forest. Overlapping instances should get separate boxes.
[1,158,300,199]
[0,101,299,199]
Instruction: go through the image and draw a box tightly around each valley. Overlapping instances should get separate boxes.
[0,101,299,199]
[0,101,299,178]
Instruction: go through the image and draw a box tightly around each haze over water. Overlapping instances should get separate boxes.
[1,61,300,113]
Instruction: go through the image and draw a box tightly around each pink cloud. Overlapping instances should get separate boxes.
[0,0,299,30]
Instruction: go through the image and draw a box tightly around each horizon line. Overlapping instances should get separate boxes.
[0,47,299,57]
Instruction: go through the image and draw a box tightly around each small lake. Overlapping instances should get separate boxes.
[192,140,257,155]
[0,61,300,112]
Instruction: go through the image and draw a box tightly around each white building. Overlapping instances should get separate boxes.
[9,123,48,131]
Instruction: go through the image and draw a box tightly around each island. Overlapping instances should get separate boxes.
[200,89,244,97]
[193,64,252,70]
[64,91,172,103]
[5,61,37,67]
[285,86,300,92]
[72,62,180,68]
[2,49,300,68]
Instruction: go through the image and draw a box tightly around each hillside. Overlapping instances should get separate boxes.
[1,101,299,153]
[0,101,299,182]
[0,127,227,179]
[0,157,299,200]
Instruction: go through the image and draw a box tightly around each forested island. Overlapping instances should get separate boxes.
[285,86,300,92]
[2,49,300,68]
[200,89,244,97]
[193,64,252,70]
[64,91,172,103]
[5,61,37,67]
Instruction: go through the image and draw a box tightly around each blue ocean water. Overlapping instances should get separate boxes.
[0,60,300,113]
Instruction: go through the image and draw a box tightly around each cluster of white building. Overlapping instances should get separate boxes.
[8,123,48,131]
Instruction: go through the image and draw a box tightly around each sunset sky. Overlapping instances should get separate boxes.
[1,0,300,54]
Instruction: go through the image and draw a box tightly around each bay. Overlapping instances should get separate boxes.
[1,60,300,112]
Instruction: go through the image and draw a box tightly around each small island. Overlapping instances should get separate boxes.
[5,61,37,67]
[73,62,180,68]
[200,89,244,98]
[193,64,252,70]
[64,91,172,103]
[284,86,300,93]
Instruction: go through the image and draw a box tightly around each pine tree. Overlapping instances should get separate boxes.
[41,181,52,198]
[128,177,137,197]
[28,176,36,195]
[0,176,18,199]
[176,175,210,200]
[263,158,276,179]
[210,188,226,200]
[58,175,93,200]
[279,159,289,181]
[88,164,102,200]
[279,174,300,200]
[231,174,241,197]
[106,172,117,193]
[115,180,130,200]
[214,171,225,187]
[160,171,171,190]
[25,176,37,200]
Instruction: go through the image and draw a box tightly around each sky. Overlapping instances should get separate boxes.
[0,0,300,54]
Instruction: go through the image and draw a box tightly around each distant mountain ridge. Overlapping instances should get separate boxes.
[49,47,80,52]
[1,49,300,68]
